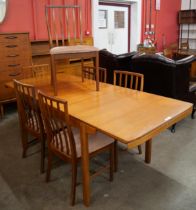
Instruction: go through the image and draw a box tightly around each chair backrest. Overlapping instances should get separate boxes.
[22,64,50,78]
[14,80,42,135]
[38,91,77,159]
[82,66,107,83]
[113,70,144,91]
[45,5,83,48]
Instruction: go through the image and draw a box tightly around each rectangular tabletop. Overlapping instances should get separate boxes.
[11,74,191,145]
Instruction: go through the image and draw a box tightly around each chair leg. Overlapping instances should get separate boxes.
[40,134,45,174]
[0,103,3,118]
[70,162,77,206]
[109,144,114,182]
[21,131,28,158]
[46,151,52,182]
[138,145,142,154]
[113,140,118,172]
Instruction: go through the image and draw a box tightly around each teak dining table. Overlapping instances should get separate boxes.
[6,73,193,206]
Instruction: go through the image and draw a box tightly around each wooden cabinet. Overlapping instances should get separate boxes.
[0,32,32,102]
[179,10,196,24]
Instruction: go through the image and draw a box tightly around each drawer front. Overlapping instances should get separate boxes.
[0,70,24,100]
[0,69,24,83]
[0,58,32,72]
[0,82,15,100]
[0,56,32,70]
[0,33,29,44]
[0,43,31,57]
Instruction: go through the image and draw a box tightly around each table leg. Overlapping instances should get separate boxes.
[145,139,152,164]
[95,52,99,91]
[80,122,90,206]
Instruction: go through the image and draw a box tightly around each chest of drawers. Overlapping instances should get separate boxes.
[0,32,32,102]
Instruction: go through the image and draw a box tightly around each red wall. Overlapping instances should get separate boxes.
[142,0,181,51]
[0,0,92,40]
[1,0,180,51]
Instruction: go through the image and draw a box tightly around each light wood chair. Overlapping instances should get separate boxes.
[45,5,99,95]
[14,80,45,173]
[82,66,107,83]
[113,70,144,154]
[22,64,50,78]
[38,90,115,206]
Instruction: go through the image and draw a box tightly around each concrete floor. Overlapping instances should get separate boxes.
[0,104,196,210]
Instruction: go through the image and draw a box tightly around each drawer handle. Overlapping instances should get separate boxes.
[5,36,18,39]
[9,72,21,77]
[8,64,20,67]
[6,45,18,48]
[7,54,19,57]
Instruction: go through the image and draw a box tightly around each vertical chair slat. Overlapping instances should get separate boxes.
[58,7,65,46]
[135,77,139,90]
[52,8,59,46]
[79,6,83,44]
[65,8,70,42]
[72,7,77,42]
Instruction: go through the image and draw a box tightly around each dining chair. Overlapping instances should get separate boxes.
[22,64,50,78]
[14,79,45,173]
[38,91,115,206]
[82,66,107,83]
[45,5,99,95]
[113,70,144,154]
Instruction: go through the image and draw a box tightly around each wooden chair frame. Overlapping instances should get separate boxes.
[14,79,45,173]
[38,90,115,206]
[45,5,99,95]
[22,64,50,78]
[114,70,144,91]
[82,66,107,83]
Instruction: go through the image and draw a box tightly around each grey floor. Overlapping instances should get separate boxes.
[0,103,196,210]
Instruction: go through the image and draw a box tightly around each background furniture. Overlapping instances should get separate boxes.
[179,9,196,51]
[45,5,99,95]
[137,45,156,54]
[0,32,32,116]
[38,91,115,206]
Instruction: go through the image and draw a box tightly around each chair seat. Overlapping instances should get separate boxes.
[51,128,114,158]
[50,45,99,55]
